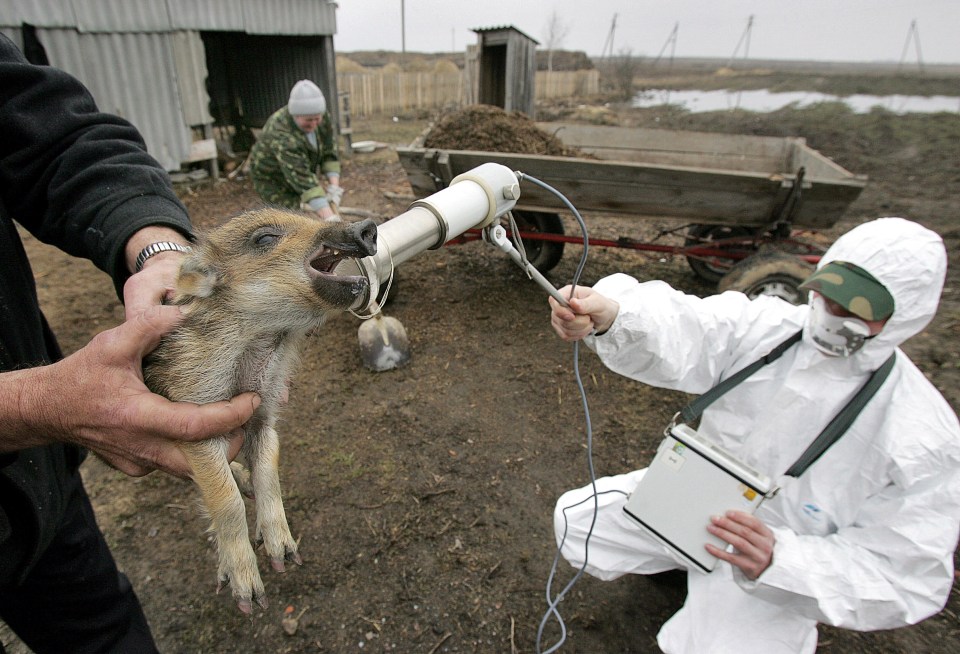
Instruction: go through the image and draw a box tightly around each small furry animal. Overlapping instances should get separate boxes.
[143,208,377,613]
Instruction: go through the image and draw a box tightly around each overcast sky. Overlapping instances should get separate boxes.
[334,0,959,64]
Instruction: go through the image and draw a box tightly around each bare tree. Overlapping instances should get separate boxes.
[611,47,640,100]
[543,11,569,72]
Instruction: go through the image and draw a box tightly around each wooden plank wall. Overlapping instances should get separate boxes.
[538,122,796,174]
[338,70,600,118]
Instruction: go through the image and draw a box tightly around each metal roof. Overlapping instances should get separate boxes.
[2,0,77,29]
[471,25,539,44]
[0,0,338,34]
[72,0,172,32]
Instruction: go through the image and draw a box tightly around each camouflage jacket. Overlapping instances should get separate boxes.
[250,107,341,210]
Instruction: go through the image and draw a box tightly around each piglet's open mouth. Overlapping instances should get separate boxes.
[306,246,369,303]
[308,246,354,277]
[305,218,377,293]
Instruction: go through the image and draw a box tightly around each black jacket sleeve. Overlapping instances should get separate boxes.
[0,33,194,297]
[0,34,197,583]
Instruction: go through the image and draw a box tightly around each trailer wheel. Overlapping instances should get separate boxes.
[684,224,756,283]
[509,210,565,273]
[717,251,814,305]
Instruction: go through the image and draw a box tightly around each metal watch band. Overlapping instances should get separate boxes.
[135,241,192,272]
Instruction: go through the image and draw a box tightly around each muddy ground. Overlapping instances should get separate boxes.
[12,93,960,654]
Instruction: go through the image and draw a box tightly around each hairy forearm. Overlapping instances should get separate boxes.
[0,343,122,454]
[0,365,60,452]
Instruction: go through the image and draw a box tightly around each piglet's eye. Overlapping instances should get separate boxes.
[255,233,280,247]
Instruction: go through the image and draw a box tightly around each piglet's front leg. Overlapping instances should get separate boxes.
[247,425,302,572]
[180,439,266,614]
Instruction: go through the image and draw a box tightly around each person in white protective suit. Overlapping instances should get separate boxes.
[547,217,960,653]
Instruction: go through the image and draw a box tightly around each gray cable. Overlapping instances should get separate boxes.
[513,173,600,654]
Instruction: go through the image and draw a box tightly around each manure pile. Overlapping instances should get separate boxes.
[422,105,578,156]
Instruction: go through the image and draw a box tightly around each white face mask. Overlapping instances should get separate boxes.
[805,294,871,357]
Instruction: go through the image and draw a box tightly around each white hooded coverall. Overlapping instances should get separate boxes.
[554,218,960,653]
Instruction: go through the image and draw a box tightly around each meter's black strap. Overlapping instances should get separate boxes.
[677,328,897,478]
[784,352,896,477]
[679,330,803,424]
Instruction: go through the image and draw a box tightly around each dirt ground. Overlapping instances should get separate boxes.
[12,95,960,654]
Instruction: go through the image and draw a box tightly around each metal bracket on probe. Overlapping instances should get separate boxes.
[483,223,570,308]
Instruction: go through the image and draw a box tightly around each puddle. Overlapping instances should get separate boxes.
[633,88,960,114]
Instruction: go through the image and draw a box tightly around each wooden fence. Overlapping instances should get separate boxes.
[337,70,599,118]
[534,70,600,100]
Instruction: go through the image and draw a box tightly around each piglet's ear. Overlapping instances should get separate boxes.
[175,252,218,299]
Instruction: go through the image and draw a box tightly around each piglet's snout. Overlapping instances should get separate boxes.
[313,218,378,261]
[342,219,377,298]
[347,219,378,257]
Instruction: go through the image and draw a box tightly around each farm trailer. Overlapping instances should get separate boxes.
[396,122,867,303]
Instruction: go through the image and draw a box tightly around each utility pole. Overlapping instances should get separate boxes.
[400,0,406,55]
[653,22,679,69]
[600,14,617,61]
[726,15,753,68]
[898,20,925,74]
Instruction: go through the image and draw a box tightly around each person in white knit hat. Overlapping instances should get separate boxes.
[250,79,344,220]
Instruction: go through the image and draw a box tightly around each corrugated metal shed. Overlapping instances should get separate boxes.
[239,0,336,35]
[37,28,193,169]
[0,0,340,171]
[165,0,336,34]
[171,30,213,127]
[203,32,335,127]
[71,0,172,32]
[3,0,77,28]
[165,0,245,32]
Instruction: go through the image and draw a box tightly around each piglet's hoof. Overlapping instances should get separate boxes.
[216,580,254,615]
[271,549,303,573]
[235,591,268,614]
[216,575,268,614]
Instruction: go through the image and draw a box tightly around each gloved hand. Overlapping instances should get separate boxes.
[316,205,340,221]
[325,185,344,206]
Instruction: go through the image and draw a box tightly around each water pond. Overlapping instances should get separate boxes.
[633,88,960,114]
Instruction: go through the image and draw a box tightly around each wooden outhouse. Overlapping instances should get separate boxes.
[470,26,538,116]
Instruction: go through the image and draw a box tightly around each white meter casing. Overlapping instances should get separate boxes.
[623,423,778,573]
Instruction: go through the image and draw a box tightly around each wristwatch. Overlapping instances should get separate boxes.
[135,241,192,272]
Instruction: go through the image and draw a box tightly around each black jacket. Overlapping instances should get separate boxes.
[0,34,193,585]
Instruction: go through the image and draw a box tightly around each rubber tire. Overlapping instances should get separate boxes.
[684,224,756,283]
[717,251,815,305]
[509,210,565,273]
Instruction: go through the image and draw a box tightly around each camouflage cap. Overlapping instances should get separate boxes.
[799,260,894,321]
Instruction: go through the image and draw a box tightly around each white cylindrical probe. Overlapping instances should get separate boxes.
[343,163,521,307]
